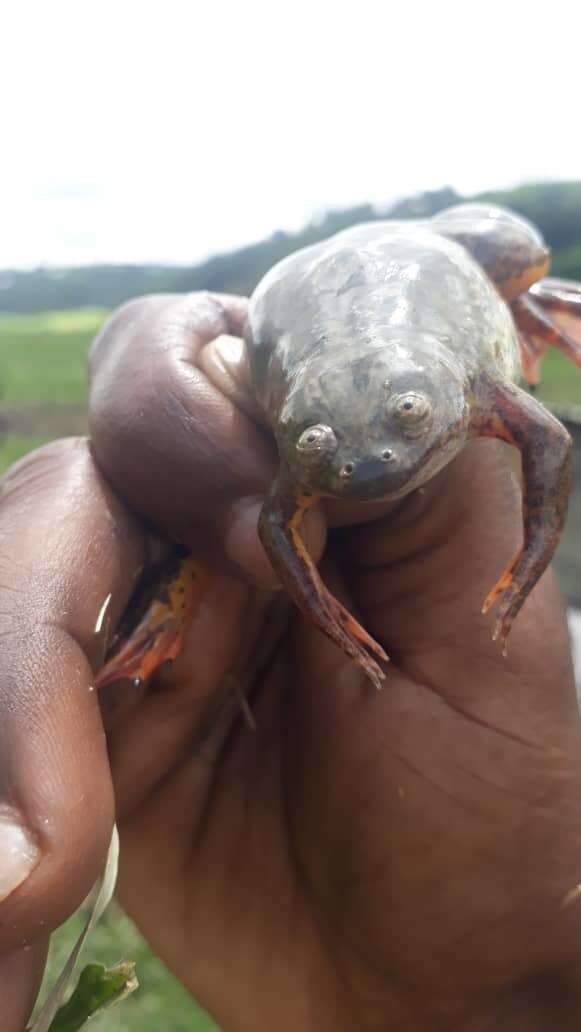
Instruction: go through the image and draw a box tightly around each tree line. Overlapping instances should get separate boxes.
[1,181,580,314]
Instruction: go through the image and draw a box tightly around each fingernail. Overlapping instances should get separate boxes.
[0,808,40,902]
[211,333,245,374]
[224,497,326,590]
[199,335,260,420]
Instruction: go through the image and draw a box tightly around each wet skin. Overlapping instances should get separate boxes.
[98,203,581,693]
[246,204,579,688]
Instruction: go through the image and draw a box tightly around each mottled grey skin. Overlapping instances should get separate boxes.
[247,216,519,503]
[93,204,580,694]
[245,205,576,685]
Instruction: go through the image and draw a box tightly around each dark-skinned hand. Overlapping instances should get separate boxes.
[1,292,581,1031]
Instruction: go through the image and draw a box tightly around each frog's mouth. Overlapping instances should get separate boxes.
[324,453,423,502]
[319,423,468,502]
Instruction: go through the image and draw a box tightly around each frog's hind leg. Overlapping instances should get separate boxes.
[259,478,388,690]
[516,331,548,389]
[96,553,209,689]
[473,381,572,653]
[530,276,581,342]
[511,287,581,378]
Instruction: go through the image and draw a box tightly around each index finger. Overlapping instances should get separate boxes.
[89,292,294,587]
[0,439,141,953]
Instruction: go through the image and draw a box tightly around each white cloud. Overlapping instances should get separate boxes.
[2,0,580,267]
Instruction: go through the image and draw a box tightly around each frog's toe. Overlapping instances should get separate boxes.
[348,645,387,691]
[491,595,522,657]
[517,333,546,387]
[326,593,389,664]
[482,560,528,656]
[96,618,185,689]
[96,554,209,690]
[481,557,519,616]
[481,552,526,655]
[319,598,387,689]
[513,293,581,375]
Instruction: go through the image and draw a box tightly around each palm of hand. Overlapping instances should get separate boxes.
[106,445,581,1031]
[2,292,581,1032]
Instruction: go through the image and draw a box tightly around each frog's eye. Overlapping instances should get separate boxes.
[296,423,337,462]
[392,392,433,434]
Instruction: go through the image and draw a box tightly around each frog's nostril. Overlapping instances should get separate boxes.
[340,461,355,478]
[381,449,395,462]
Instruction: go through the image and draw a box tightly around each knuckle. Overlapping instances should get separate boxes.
[0,437,89,501]
[168,291,230,340]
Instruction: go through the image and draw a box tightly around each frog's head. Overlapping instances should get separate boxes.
[276,337,471,502]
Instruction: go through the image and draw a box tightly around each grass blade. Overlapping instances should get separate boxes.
[47,961,138,1031]
[28,826,120,1032]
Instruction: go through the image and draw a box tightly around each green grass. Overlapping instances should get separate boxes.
[0,306,578,416]
[0,308,105,406]
[532,347,581,407]
[34,904,217,1031]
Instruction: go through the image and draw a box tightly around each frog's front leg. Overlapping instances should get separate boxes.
[473,381,572,653]
[258,476,388,690]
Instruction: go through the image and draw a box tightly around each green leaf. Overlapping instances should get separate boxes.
[28,827,120,1032]
[47,961,138,1031]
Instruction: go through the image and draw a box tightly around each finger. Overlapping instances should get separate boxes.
[287,562,581,997]
[337,439,579,729]
[198,333,263,423]
[0,940,48,1032]
[0,439,144,950]
[89,293,289,588]
[107,576,278,818]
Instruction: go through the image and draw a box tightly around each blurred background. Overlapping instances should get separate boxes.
[2,2,580,1028]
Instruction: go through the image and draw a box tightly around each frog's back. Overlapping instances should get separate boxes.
[248,220,519,410]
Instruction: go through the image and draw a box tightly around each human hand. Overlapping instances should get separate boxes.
[2,292,581,1031]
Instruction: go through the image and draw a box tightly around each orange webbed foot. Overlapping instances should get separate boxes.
[96,554,209,690]
[481,554,523,656]
[259,481,389,690]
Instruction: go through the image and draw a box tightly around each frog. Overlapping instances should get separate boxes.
[96,203,581,693]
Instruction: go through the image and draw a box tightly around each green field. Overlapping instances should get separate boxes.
[0,308,103,473]
[1,307,580,477]
[2,309,581,1029]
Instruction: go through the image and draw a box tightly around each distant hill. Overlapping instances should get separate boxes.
[1,181,580,314]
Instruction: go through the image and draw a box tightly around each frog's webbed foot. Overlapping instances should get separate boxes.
[515,330,547,389]
[258,479,388,690]
[96,554,209,689]
[530,276,581,344]
[512,280,581,385]
[473,381,572,653]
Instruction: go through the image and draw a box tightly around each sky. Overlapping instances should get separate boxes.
[2,0,580,269]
